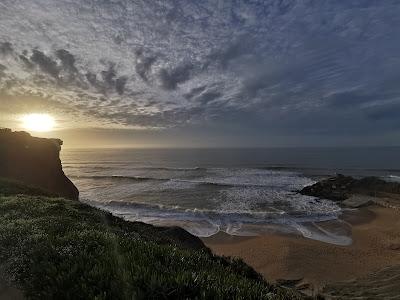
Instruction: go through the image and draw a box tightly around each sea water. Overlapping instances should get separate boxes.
[61,147,400,245]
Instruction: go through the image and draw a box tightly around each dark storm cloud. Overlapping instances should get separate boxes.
[134,49,156,82]
[115,76,128,95]
[101,64,116,88]
[85,72,99,88]
[158,63,194,90]
[56,49,78,74]
[1,0,400,145]
[83,65,128,95]
[30,50,60,79]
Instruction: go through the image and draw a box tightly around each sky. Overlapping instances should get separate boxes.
[0,0,400,148]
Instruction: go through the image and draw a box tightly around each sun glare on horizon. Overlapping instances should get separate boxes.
[21,113,56,132]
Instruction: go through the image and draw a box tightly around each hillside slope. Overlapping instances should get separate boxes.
[0,178,306,299]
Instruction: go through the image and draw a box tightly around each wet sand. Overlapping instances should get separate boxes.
[203,205,400,294]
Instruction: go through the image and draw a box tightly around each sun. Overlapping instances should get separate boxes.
[21,113,56,132]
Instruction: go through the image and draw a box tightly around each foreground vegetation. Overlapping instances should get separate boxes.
[0,178,306,299]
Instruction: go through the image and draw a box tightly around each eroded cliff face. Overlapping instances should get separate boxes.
[0,129,79,200]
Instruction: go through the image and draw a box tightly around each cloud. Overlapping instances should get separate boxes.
[134,48,157,82]
[0,42,13,56]
[101,64,117,88]
[30,50,60,79]
[115,76,127,95]
[183,85,207,100]
[207,36,255,69]
[0,64,6,80]
[366,103,400,123]
[158,63,194,90]
[18,54,34,69]
[0,0,399,145]
[194,90,222,105]
[56,49,78,74]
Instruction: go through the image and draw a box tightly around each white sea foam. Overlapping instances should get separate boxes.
[383,175,400,183]
[70,161,348,244]
[82,196,348,244]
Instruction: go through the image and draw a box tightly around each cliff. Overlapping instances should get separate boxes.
[0,128,79,200]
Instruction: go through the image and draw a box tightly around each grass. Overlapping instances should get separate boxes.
[0,178,307,299]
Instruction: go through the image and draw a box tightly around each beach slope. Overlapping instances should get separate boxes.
[205,176,400,298]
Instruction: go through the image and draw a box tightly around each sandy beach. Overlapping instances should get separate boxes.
[203,205,400,295]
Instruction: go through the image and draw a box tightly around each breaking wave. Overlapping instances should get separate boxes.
[81,196,349,245]
[383,175,400,183]
[66,161,350,245]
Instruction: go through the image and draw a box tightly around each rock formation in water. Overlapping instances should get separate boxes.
[0,128,79,200]
[300,174,400,203]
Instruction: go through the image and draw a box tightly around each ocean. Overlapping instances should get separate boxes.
[61,147,400,245]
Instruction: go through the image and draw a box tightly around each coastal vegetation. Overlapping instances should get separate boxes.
[0,178,306,299]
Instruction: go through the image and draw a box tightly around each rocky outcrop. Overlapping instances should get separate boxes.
[300,174,400,203]
[0,129,78,200]
[300,174,354,201]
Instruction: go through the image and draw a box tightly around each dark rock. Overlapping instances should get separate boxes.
[299,174,400,203]
[0,129,79,200]
[156,226,208,251]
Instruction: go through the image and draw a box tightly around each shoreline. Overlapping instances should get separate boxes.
[203,205,400,293]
